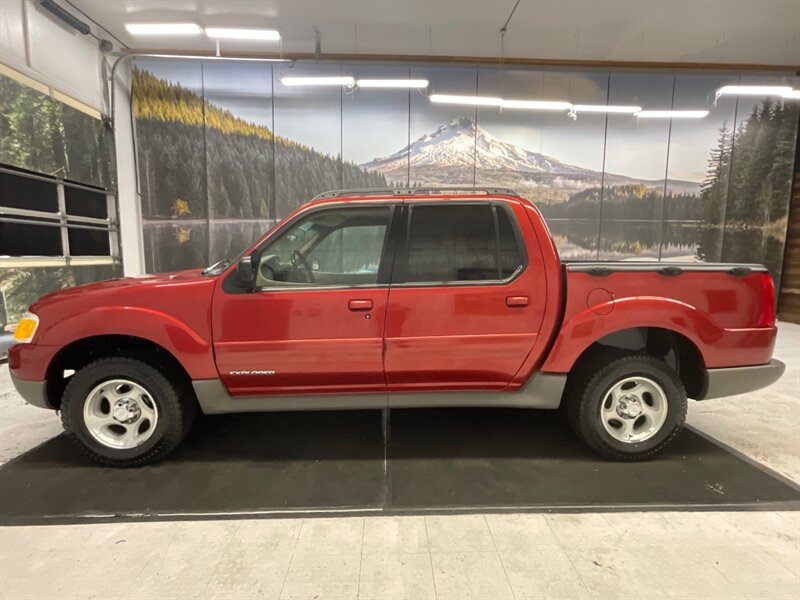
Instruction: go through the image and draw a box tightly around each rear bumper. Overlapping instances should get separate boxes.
[696,359,786,400]
[8,372,51,409]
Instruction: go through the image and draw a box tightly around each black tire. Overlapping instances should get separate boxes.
[61,357,193,467]
[565,354,687,461]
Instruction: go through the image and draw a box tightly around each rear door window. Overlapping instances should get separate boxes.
[400,203,524,284]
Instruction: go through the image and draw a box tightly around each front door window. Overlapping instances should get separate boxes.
[255,206,391,288]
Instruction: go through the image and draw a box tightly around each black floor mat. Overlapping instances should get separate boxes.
[0,411,385,521]
[1,408,797,524]
[388,409,800,508]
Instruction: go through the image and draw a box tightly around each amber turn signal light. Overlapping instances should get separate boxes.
[14,312,39,343]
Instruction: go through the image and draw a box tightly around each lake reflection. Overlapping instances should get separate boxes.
[142,218,785,284]
[143,220,275,273]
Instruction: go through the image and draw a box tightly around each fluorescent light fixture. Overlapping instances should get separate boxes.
[573,104,641,114]
[205,27,280,40]
[635,110,709,119]
[429,94,502,106]
[782,89,800,99]
[501,99,573,110]
[716,85,793,97]
[142,54,291,62]
[281,76,355,86]
[125,23,202,35]
[356,79,429,88]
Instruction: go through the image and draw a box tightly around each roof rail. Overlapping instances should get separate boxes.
[312,187,520,201]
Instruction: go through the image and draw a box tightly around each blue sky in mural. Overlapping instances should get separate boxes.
[476,69,609,175]
[343,64,413,167]
[203,61,272,122]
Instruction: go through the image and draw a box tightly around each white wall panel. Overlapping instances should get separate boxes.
[113,64,145,276]
[0,0,26,66]
[24,0,104,110]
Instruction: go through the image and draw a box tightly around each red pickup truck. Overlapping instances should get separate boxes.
[9,188,785,467]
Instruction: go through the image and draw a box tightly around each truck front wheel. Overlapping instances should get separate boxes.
[566,354,687,461]
[60,357,193,467]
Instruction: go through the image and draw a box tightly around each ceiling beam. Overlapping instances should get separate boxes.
[122,48,800,74]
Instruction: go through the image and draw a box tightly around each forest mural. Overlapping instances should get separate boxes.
[133,64,385,272]
[132,60,799,282]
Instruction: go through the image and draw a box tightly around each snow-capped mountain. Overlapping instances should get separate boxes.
[362,117,595,176]
[360,117,699,199]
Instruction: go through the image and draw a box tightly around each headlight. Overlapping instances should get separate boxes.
[14,312,40,343]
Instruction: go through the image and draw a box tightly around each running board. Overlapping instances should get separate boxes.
[192,374,567,415]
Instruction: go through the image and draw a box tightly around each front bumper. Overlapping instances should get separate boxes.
[8,372,51,409]
[697,359,786,400]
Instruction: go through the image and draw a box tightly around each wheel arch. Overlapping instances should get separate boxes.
[44,334,197,410]
[566,327,706,399]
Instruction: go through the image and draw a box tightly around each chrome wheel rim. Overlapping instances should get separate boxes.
[600,376,668,443]
[83,379,158,449]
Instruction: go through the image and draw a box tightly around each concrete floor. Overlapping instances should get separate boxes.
[687,321,800,483]
[0,323,798,599]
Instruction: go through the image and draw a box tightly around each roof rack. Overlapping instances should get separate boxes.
[312,187,520,201]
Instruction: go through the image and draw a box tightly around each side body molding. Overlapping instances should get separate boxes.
[193,373,568,414]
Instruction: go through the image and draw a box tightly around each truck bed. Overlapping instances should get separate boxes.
[541,260,777,372]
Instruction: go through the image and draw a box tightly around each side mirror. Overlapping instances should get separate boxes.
[236,256,255,287]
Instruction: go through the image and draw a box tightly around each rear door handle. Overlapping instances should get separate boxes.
[348,299,373,311]
[506,295,529,307]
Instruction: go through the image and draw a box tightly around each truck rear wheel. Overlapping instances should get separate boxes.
[566,354,687,461]
[61,357,193,467]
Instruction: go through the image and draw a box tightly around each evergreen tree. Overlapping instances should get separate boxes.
[766,102,799,222]
[700,123,732,225]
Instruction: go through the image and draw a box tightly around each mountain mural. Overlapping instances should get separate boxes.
[361,117,700,201]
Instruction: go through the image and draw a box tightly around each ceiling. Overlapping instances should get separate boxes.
[68,0,800,67]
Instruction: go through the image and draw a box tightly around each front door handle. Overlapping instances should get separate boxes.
[506,295,529,307]
[349,299,373,311]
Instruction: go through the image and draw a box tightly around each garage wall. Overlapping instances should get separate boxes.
[0,67,122,322]
[131,58,799,289]
[0,1,130,322]
[0,0,106,112]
